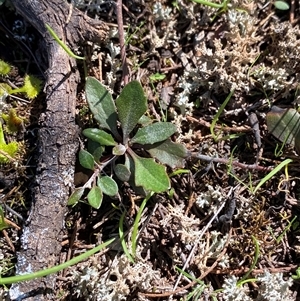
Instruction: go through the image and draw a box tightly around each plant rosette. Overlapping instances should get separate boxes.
[68,77,187,209]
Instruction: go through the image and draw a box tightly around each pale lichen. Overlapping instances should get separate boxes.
[196,184,224,214]
[222,275,252,301]
[256,271,294,301]
[72,253,161,301]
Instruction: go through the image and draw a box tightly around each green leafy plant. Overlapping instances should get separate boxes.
[0,121,19,163]
[0,74,42,100]
[2,108,24,133]
[0,60,11,75]
[266,106,300,154]
[10,74,42,99]
[68,77,187,209]
[149,73,166,82]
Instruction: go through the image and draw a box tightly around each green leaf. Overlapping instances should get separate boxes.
[130,122,177,145]
[138,115,153,126]
[87,186,103,209]
[266,106,300,153]
[85,77,119,137]
[79,149,95,170]
[83,128,117,146]
[67,187,85,206]
[97,176,118,196]
[114,164,131,181]
[149,73,166,82]
[145,138,187,168]
[129,151,170,193]
[125,153,148,195]
[116,81,147,143]
[274,1,289,10]
[87,140,104,162]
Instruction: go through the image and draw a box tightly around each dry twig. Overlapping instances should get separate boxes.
[116,0,129,85]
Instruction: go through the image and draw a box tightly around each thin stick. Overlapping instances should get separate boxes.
[2,229,15,252]
[116,0,129,85]
[190,153,273,172]
[212,264,298,275]
[290,0,295,24]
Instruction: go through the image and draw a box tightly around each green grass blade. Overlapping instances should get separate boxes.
[190,0,225,8]
[131,192,153,258]
[276,215,297,244]
[0,238,114,285]
[45,24,85,60]
[119,210,134,263]
[238,236,259,284]
[210,90,235,141]
[253,158,292,194]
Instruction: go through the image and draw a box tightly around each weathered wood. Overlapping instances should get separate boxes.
[8,1,108,300]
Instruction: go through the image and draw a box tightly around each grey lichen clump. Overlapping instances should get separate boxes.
[72,254,161,301]
[174,2,300,113]
[222,272,294,301]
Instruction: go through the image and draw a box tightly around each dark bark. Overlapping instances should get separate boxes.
[7,1,108,300]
